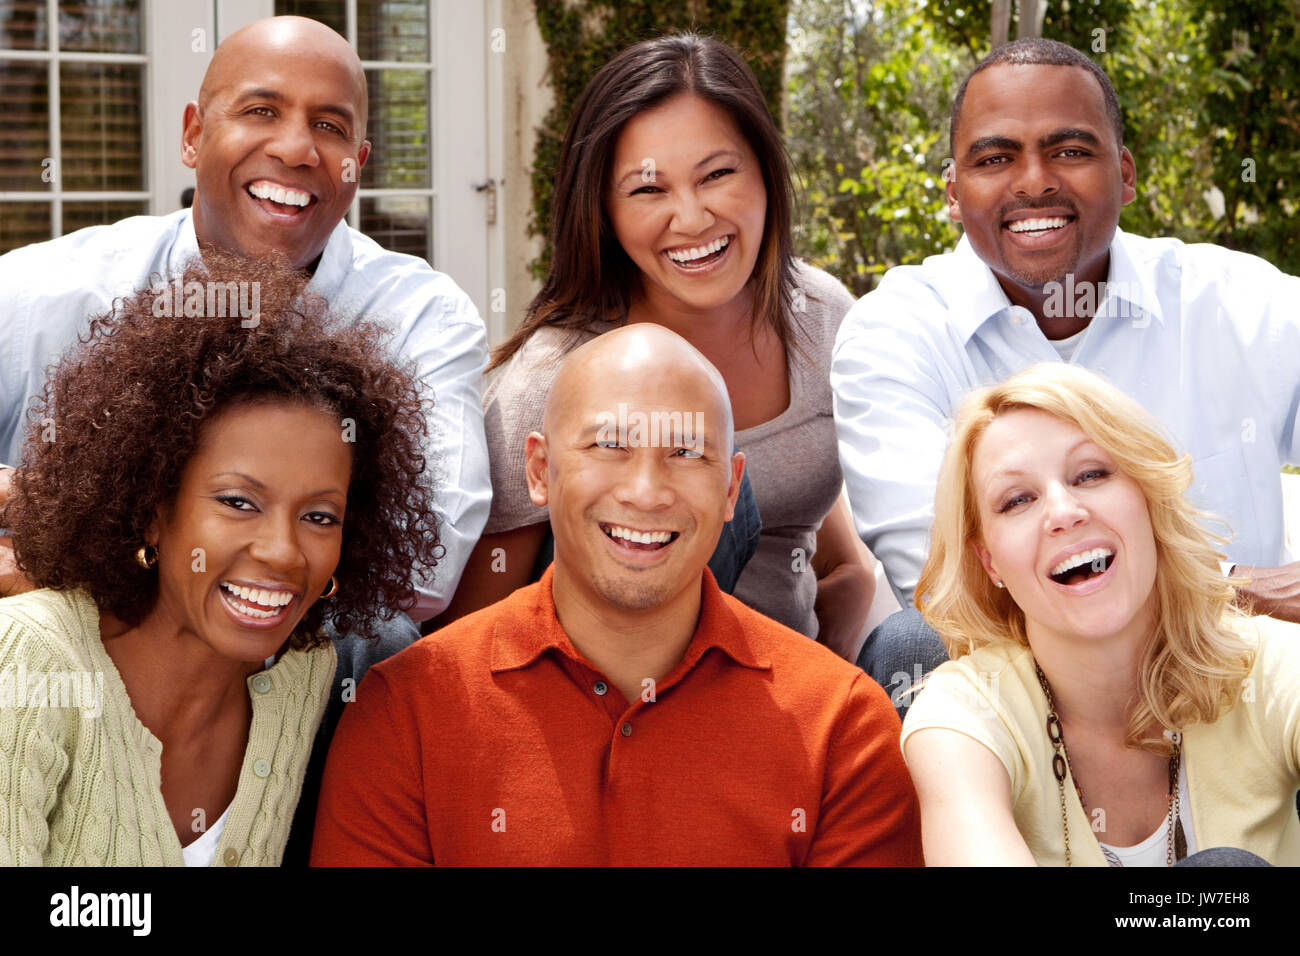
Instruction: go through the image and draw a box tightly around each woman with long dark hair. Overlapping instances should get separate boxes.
[445,33,874,645]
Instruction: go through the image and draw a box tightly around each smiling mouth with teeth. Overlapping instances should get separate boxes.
[1006,217,1071,236]
[665,235,731,267]
[220,581,295,619]
[1048,548,1114,586]
[247,180,314,213]
[601,523,679,550]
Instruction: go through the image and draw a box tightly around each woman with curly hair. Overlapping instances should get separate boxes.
[443,33,874,650]
[901,362,1299,866]
[0,252,440,866]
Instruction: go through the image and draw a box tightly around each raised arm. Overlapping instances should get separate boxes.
[903,727,1036,866]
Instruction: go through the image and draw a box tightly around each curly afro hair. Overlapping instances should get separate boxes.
[3,250,442,648]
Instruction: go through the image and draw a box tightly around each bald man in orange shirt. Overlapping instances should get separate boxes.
[311,324,920,865]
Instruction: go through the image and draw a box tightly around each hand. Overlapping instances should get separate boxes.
[0,535,37,598]
[814,561,876,661]
[1229,562,1300,623]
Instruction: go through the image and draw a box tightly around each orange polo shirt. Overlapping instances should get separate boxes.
[311,567,921,866]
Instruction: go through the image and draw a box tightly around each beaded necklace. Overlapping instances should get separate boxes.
[1034,662,1186,866]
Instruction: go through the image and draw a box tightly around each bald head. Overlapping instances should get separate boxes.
[544,323,734,453]
[526,323,744,615]
[200,16,368,138]
[181,15,372,270]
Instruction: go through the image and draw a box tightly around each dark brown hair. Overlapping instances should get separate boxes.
[3,251,441,648]
[491,32,798,371]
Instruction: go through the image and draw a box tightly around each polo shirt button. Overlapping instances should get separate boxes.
[223,848,238,866]
[252,674,272,694]
[253,758,271,778]
[593,680,608,695]
[620,722,632,737]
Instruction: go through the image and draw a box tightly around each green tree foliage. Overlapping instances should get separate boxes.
[530,0,790,279]
[786,1,1298,292]
[926,0,1133,52]
[1191,0,1300,273]
[785,0,968,295]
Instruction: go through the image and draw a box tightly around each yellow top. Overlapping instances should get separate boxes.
[901,614,1300,866]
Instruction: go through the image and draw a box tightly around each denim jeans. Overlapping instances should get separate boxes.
[1174,847,1271,867]
[855,608,950,721]
[530,462,762,594]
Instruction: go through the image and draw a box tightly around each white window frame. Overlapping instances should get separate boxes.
[217,0,499,319]
[0,0,154,233]
[2,0,503,322]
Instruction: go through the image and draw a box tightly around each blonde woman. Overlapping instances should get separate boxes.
[901,362,1299,866]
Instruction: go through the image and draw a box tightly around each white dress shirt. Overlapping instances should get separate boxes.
[832,229,1300,605]
[0,210,491,621]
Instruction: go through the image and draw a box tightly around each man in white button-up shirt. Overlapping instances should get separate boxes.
[0,16,491,623]
[833,38,1300,689]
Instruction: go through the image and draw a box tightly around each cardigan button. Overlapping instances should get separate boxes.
[253,758,271,778]
[252,673,272,694]
[223,848,238,866]
[620,722,632,737]
[593,680,608,696]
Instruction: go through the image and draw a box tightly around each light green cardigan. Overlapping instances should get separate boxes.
[0,587,335,866]
[902,613,1300,866]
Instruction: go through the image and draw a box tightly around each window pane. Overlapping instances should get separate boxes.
[0,0,46,50]
[58,0,141,54]
[0,201,51,253]
[361,195,429,261]
[363,68,429,189]
[273,0,345,37]
[61,198,147,234]
[60,61,144,190]
[358,0,428,62]
[0,59,50,189]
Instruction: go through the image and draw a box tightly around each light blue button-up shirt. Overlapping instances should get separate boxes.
[0,209,490,621]
[832,229,1300,606]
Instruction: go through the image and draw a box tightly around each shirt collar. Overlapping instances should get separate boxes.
[942,234,1016,343]
[303,219,356,298]
[165,208,202,274]
[942,228,1164,342]
[1102,228,1165,327]
[490,564,772,675]
[164,209,354,293]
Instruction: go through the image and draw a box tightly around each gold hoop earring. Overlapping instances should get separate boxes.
[321,576,339,599]
[135,544,158,570]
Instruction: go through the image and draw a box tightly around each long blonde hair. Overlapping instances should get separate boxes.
[916,363,1255,752]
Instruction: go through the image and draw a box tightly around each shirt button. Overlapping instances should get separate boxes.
[620,722,632,737]
[223,848,238,867]
[253,758,271,778]
[593,680,608,696]
[252,674,272,694]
